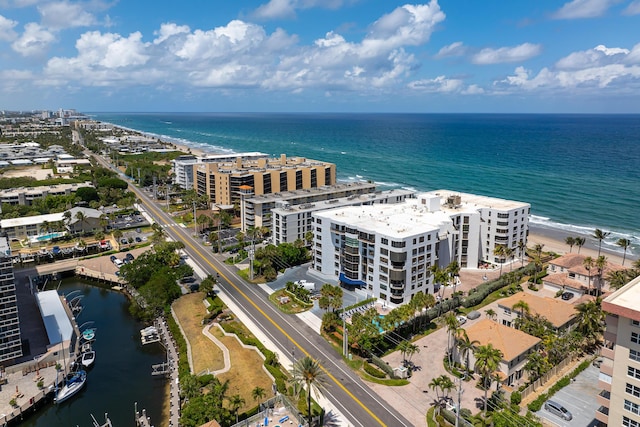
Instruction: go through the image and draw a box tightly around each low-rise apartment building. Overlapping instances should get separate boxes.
[462,319,541,387]
[0,207,102,240]
[545,253,625,296]
[496,292,576,331]
[0,182,94,206]
[597,275,640,426]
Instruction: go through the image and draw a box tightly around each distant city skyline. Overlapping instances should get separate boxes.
[1,0,639,113]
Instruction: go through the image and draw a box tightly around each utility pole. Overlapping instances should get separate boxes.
[137,167,141,185]
[455,374,465,427]
[249,239,255,281]
[343,308,349,357]
[193,201,197,236]
[152,176,157,199]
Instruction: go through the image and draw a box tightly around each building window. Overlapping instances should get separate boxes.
[626,383,640,398]
[381,238,389,245]
[391,241,405,248]
[631,349,640,362]
[632,332,640,344]
[624,416,640,427]
[625,399,640,415]
[628,366,640,380]
[633,319,640,327]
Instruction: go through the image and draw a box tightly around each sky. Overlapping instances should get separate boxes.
[0,0,639,113]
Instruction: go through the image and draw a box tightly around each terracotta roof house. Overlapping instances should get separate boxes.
[460,319,541,387]
[544,253,625,295]
[496,292,576,331]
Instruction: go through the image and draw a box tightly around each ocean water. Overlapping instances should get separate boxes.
[92,112,640,255]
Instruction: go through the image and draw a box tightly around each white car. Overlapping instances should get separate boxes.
[456,315,467,325]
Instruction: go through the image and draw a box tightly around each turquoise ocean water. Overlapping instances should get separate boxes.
[92,113,640,256]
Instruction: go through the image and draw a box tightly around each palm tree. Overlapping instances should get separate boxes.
[575,297,605,349]
[592,228,611,257]
[607,270,630,290]
[439,375,455,401]
[524,351,549,389]
[565,236,576,253]
[292,356,328,427]
[228,394,245,424]
[251,386,266,403]
[517,240,527,267]
[456,330,479,373]
[428,376,443,402]
[473,343,503,415]
[444,312,460,366]
[74,210,87,235]
[40,220,51,235]
[583,256,595,294]
[575,236,586,254]
[99,213,109,232]
[493,245,506,277]
[595,255,608,295]
[504,247,515,271]
[617,238,632,266]
[512,300,530,327]
[484,308,497,320]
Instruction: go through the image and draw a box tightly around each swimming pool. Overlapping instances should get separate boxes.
[35,232,66,241]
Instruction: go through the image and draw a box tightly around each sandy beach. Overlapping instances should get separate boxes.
[528,226,635,267]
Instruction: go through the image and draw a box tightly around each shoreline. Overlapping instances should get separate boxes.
[528,225,635,267]
[102,120,639,261]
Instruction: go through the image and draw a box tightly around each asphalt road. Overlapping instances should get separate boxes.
[91,152,412,427]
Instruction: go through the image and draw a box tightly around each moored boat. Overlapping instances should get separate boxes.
[54,369,87,404]
[81,350,96,368]
[82,328,96,341]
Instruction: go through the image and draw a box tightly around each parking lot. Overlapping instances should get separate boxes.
[536,364,600,427]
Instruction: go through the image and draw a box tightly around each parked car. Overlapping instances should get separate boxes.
[561,292,575,301]
[52,246,61,255]
[135,236,142,243]
[120,238,128,245]
[544,400,572,421]
[114,259,124,268]
[125,253,134,262]
[456,315,468,325]
[110,255,117,263]
[180,276,196,284]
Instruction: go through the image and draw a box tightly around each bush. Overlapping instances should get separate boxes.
[511,390,522,405]
[371,355,396,378]
[363,362,386,378]
[527,393,547,412]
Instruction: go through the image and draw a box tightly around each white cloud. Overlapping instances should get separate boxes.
[472,43,542,65]
[552,0,619,19]
[435,41,465,58]
[252,0,349,20]
[0,14,18,41]
[498,44,640,93]
[462,84,484,95]
[153,23,190,45]
[623,0,640,14]
[38,1,96,30]
[408,75,463,92]
[12,22,55,56]
[556,44,630,69]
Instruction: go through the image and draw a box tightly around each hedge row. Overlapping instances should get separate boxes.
[371,355,397,378]
[363,362,387,378]
[462,263,536,308]
[527,358,592,412]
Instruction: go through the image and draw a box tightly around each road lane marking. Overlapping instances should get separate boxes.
[133,188,391,427]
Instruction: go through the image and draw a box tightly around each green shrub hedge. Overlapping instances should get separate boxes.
[527,358,592,412]
[363,362,386,378]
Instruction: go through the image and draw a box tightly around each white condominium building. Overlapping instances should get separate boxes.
[172,152,268,190]
[597,275,640,426]
[311,191,530,307]
[271,189,414,245]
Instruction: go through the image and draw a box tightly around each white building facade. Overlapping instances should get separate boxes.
[311,191,530,307]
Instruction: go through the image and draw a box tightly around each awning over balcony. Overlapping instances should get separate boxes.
[339,272,366,288]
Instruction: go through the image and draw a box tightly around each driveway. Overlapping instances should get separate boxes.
[536,364,600,427]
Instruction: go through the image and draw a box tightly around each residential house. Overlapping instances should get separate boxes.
[544,253,625,296]
[496,292,576,331]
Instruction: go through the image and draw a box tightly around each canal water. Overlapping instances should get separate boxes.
[21,279,167,427]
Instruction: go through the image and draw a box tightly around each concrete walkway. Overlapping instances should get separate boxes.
[201,324,231,375]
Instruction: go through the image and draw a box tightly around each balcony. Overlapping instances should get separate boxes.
[601,346,614,360]
[390,295,404,305]
[595,405,608,424]
[603,330,617,343]
[390,282,405,291]
[599,361,613,377]
[597,390,610,407]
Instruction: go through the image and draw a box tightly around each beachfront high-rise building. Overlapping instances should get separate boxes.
[172,152,268,190]
[194,154,336,206]
[0,235,22,364]
[596,275,640,426]
[311,191,530,307]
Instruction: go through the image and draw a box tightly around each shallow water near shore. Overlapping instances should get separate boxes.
[20,279,166,427]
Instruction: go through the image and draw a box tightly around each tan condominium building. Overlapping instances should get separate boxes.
[194,154,336,206]
[597,275,640,426]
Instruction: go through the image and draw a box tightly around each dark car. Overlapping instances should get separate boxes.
[125,253,134,262]
[180,277,196,284]
[120,238,128,245]
[52,246,61,255]
[561,292,574,301]
[110,255,117,263]
[189,283,200,292]
[135,236,142,243]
